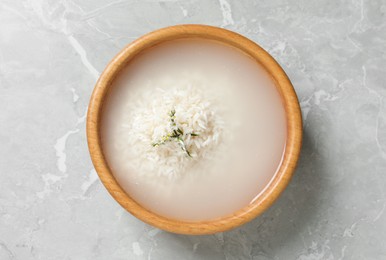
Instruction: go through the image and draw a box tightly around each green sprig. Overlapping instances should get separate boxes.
[152,109,199,157]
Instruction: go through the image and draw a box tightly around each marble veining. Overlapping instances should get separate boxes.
[0,0,386,259]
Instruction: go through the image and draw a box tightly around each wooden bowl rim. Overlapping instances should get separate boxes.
[87,24,302,235]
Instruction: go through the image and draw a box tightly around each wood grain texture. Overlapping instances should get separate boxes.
[86,24,303,235]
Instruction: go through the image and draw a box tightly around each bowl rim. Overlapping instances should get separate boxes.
[87,24,302,235]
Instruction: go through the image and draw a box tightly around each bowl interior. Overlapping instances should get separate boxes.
[87,24,302,235]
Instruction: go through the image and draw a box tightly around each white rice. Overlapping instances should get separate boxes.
[118,80,229,179]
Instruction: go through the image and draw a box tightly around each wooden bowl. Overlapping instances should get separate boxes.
[87,24,302,235]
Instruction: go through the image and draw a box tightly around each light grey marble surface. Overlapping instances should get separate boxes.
[1,0,386,259]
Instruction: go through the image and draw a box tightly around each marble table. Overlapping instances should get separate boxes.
[1,0,385,259]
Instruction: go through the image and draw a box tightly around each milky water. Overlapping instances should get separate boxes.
[101,39,286,221]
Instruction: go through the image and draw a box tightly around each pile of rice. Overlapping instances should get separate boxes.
[120,81,228,179]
